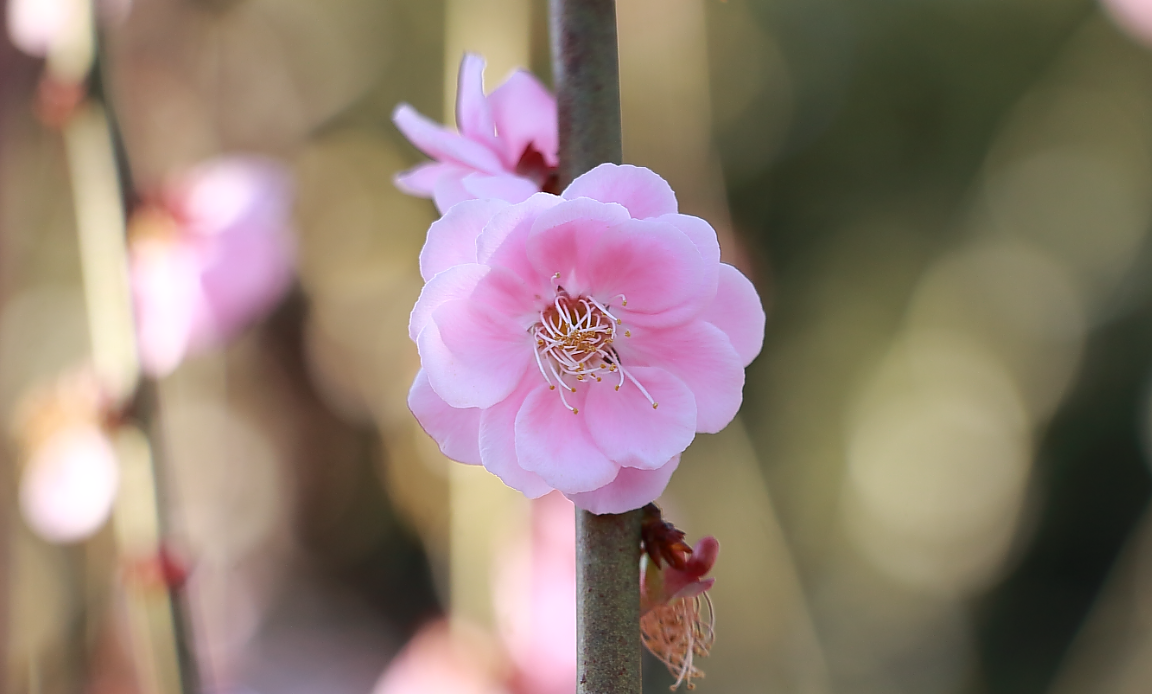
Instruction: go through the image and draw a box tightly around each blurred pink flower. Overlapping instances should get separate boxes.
[494,492,576,694]
[20,424,120,543]
[130,156,295,376]
[393,53,558,214]
[407,164,764,513]
[15,368,119,543]
[7,0,132,58]
[372,621,507,694]
[1102,0,1152,45]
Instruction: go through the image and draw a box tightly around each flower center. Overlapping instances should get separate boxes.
[531,290,655,414]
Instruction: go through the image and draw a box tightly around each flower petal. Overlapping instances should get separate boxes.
[409,263,490,342]
[565,455,680,515]
[584,217,707,326]
[654,213,720,297]
[562,164,677,219]
[461,172,540,204]
[455,54,498,149]
[420,198,509,281]
[620,320,744,434]
[477,192,564,286]
[132,239,203,377]
[488,70,558,167]
[420,298,533,409]
[432,171,476,215]
[584,367,696,469]
[526,198,631,293]
[393,103,504,174]
[479,376,555,497]
[514,385,618,493]
[708,264,765,366]
[471,265,539,326]
[394,161,468,198]
[408,369,482,465]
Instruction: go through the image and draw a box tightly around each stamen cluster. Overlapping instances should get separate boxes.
[531,291,655,414]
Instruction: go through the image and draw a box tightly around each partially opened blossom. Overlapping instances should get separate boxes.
[393,53,558,213]
[14,369,120,544]
[407,164,765,513]
[130,156,295,376]
[641,536,719,690]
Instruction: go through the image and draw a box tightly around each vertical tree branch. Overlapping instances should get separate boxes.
[550,0,623,185]
[575,509,642,694]
[549,3,640,693]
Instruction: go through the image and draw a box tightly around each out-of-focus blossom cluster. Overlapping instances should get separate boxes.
[129,155,295,377]
[13,368,119,544]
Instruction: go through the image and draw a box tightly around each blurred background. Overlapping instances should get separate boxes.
[3,0,1152,693]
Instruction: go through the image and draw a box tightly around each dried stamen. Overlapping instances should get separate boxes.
[640,592,716,691]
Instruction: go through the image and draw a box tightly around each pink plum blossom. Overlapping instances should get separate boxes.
[20,423,120,543]
[1101,0,1152,45]
[393,53,558,214]
[129,156,295,376]
[407,164,765,514]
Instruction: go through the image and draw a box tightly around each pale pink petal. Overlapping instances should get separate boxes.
[1103,0,1152,45]
[131,238,203,377]
[433,171,476,215]
[393,104,505,174]
[562,164,678,219]
[420,198,509,281]
[7,0,69,56]
[584,367,696,469]
[476,192,563,285]
[707,264,765,366]
[408,369,482,465]
[655,213,720,297]
[478,376,554,497]
[461,172,540,204]
[176,156,292,238]
[583,217,707,326]
[566,455,680,515]
[488,70,559,167]
[525,198,631,291]
[420,299,533,409]
[195,220,294,345]
[20,426,120,544]
[470,265,539,326]
[395,161,468,198]
[620,320,744,434]
[409,263,490,342]
[514,385,618,493]
[495,493,575,694]
[372,621,504,694]
[455,54,498,148]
